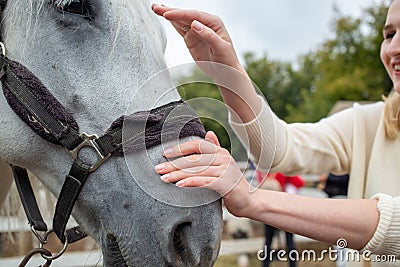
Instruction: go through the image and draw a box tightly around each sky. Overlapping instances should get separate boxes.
[156,0,380,67]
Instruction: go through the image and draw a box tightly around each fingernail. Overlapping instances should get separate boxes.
[160,173,170,180]
[163,148,173,157]
[192,20,203,32]
[155,163,165,172]
[176,180,185,187]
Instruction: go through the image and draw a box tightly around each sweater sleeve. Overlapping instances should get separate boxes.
[229,95,355,174]
[362,193,400,257]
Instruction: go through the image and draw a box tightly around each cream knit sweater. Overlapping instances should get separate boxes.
[230,97,400,262]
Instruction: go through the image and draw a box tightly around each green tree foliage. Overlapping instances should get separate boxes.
[177,0,392,154]
[177,67,249,160]
[285,0,392,121]
[244,53,302,120]
[246,0,392,122]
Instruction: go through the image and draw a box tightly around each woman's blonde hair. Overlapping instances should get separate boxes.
[383,90,400,139]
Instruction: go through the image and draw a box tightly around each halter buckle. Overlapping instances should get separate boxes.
[69,132,111,172]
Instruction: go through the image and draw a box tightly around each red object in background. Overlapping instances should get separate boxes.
[274,172,304,189]
[256,171,304,189]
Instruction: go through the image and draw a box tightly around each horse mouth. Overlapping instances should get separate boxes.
[104,233,128,267]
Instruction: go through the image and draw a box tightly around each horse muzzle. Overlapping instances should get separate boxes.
[96,191,222,267]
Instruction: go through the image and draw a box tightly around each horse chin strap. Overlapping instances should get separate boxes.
[0,42,206,264]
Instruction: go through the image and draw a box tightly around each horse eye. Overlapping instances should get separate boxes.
[53,0,94,20]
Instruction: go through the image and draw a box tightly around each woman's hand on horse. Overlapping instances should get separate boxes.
[151,4,243,76]
[154,131,254,217]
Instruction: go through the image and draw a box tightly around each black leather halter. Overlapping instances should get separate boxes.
[0,9,206,262]
[0,1,202,265]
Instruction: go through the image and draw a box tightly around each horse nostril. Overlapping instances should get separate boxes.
[173,222,194,264]
[105,233,128,267]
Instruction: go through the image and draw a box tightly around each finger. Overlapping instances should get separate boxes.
[175,176,219,189]
[158,8,231,52]
[162,139,219,158]
[151,4,176,17]
[160,165,225,183]
[175,176,239,197]
[163,11,228,46]
[152,4,191,36]
[189,20,229,52]
[204,131,220,146]
[169,21,193,37]
[155,154,220,174]
[162,9,220,30]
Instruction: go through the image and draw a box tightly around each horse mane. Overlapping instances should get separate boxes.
[0,1,47,63]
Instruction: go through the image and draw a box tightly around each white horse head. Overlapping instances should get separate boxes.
[0,0,222,266]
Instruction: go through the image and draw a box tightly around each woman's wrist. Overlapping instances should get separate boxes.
[233,188,268,221]
[242,188,271,221]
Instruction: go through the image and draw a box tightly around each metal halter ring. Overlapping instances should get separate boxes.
[39,230,69,260]
[31,225,48,244]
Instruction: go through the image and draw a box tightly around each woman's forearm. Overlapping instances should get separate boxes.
[248,190,379,250]
[216,64,262,123]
